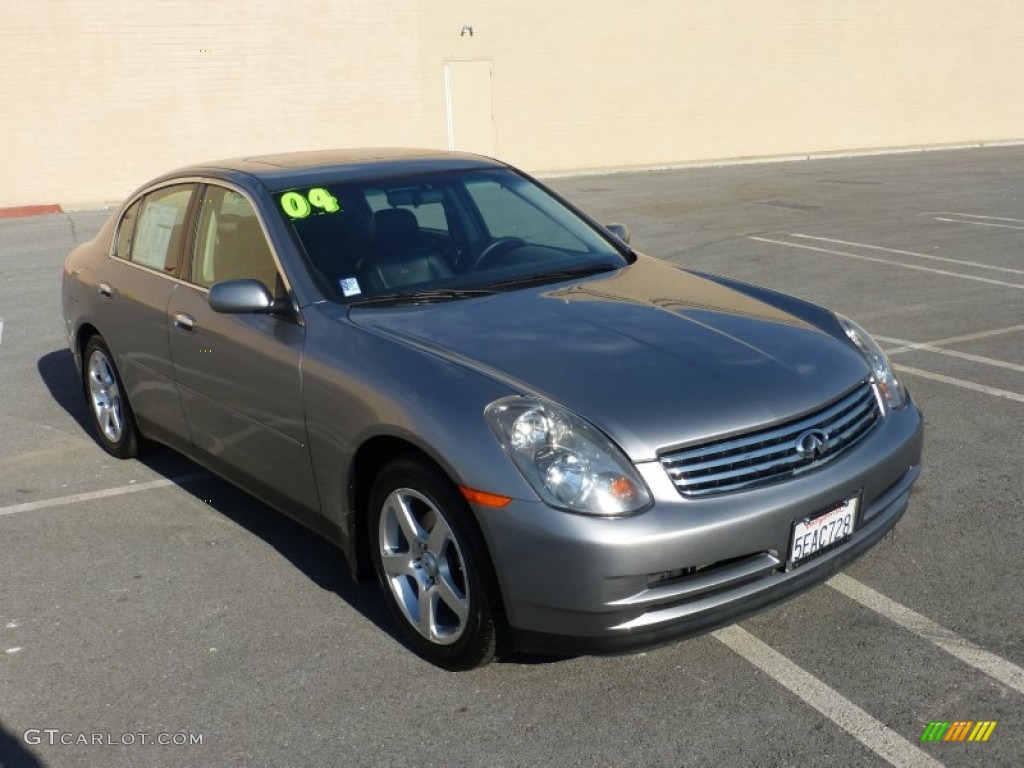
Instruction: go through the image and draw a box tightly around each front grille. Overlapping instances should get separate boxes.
[660,381,881,497]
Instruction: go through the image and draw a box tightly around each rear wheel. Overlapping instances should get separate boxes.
[369,459,504,670]
[83,335,142,459]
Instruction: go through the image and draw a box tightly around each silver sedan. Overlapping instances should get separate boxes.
[62,149,923,669]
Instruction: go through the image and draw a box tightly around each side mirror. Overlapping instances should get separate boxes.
[605,222,631,245]
[209,279,277,314]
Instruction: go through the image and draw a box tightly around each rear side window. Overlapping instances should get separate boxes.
[113,200,141,260]
[131,185,194,273]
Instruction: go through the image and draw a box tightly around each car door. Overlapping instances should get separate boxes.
[92,183,195,442]
[167,182,319,511]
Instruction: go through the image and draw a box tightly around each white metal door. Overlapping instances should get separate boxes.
[444,59,495,156]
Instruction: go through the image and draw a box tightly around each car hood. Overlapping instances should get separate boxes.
[349,256,870,461]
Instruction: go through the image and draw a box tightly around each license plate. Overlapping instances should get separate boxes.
[790,496,858,566]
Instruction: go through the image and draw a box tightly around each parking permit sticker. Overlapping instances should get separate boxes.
[339,277,362,297]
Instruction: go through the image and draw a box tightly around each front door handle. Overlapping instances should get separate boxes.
[97,282,113,298]
[173,312,196,332]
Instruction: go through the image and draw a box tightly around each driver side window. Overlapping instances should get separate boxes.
[191,186,281,293]
[465,178,582,251]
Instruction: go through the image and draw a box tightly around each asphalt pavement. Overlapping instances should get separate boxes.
[1,146,1021,767]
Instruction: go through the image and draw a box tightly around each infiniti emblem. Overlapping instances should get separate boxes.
[795,429,830,460]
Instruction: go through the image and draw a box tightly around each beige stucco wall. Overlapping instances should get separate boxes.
[1,1,1022,207]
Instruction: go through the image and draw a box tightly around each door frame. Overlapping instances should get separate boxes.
[443,58,496,154]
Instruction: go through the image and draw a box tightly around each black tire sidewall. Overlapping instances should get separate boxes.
[82,336,140,459]
[368,459,501,670]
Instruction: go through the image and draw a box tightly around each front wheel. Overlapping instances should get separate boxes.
[369,459,504,670]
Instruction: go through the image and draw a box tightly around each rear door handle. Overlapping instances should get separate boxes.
[97,282,113,298]
[173,312,196,332]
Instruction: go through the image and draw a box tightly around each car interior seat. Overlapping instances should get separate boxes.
[214,214,280,293]
[359,208,454,291]
[293,203,373,292]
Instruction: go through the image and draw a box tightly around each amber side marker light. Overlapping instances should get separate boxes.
[610,476,640,502]
[459,486,512,508]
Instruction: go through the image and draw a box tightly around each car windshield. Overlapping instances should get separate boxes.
[274,168,629,303]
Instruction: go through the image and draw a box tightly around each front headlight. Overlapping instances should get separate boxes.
[485,397,652,516]
[837,314,906,410]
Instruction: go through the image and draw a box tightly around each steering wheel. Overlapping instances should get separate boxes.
[475,237,527,271]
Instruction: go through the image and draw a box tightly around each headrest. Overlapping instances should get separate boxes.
[374,208,419,254]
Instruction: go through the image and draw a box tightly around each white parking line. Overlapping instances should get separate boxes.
[934,217,1024,231]
[924,325,1024,347]
[0,318,4,345]
[929,212,1024,224]
[749,237,1024,290]
[829,574,1024,695]
[714,626,945,768]
[788,234,1024,275]
[0,473,209,518]
[874,334,1024,373]
[880,323,1024,354]
[893,365,1024,403]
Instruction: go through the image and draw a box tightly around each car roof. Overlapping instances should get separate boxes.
[164,148,508,192]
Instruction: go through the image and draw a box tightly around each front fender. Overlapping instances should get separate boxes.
[300,306,540,534]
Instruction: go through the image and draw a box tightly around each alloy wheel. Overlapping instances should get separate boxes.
[377,488,470,645]
[87,349,123,443]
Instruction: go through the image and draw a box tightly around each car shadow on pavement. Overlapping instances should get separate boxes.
[172,471,399,641]
[159,471,575,666]
[37,349,92,436]
[0,723,45,768]
[37,346,574,667]
[35,347,398,647]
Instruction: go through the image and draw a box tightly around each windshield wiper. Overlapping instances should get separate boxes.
[348,287,498,307]
[486,263,620,291]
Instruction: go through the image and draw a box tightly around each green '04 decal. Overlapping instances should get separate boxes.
[280,188,341,219]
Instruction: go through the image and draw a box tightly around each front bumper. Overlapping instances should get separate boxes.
[474,395,924,655]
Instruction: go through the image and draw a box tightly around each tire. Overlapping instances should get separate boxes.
[82,335,142,459]
[369,458,505,670]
